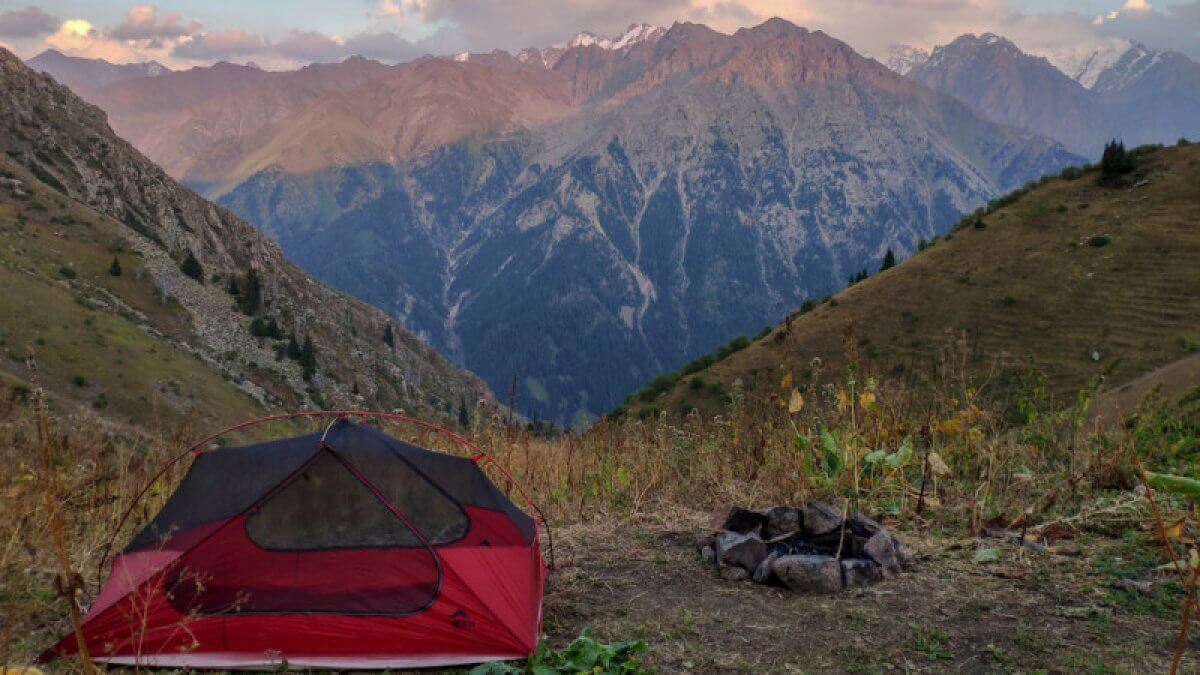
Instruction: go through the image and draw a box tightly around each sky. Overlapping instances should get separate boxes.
[0,0,1197,70]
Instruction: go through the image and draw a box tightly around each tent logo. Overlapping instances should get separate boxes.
[450,608,475,629]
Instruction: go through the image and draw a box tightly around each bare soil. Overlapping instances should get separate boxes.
[543,507,1187,673]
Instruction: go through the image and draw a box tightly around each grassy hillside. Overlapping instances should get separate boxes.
[626,141,1200,418]
[0,166,273,430]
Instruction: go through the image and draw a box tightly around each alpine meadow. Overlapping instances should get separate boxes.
[2,1,1200,672]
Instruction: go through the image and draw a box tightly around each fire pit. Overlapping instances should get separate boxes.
[696,503,914,593]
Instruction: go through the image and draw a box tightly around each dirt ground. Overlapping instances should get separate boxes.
[542,507,1189,673]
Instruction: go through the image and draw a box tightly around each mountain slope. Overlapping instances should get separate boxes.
[910,34,1200,157]
[205,20,1079,424]
[27,49,169,95]
[0,47,490,424]
[633,142,1200,417]
[81,57,401,179]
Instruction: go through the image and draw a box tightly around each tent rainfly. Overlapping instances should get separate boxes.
[41,416,545,669]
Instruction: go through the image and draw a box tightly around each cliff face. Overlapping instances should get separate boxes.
[0,47,491,417]
[208,21,1079,423]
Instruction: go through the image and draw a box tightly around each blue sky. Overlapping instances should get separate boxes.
[1,0,1197,69]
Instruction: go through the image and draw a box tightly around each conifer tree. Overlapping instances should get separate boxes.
[239,268,261,315]
[300,335,317,380]
[180,252,203,282]
[287,333,302,360]
[108,256,122,277]
[382,323,395,348]
[880,248,896,271]
[458,399,470,428]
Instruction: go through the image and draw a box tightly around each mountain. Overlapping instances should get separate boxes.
[1030,37,1135,90]
[884,44,929,75]
[186,19,1078,424]
[0,47,490,426]
[27,49,170,96]
[628,141,1200,418]
[910,34,1200,156]
[82,56,403,180]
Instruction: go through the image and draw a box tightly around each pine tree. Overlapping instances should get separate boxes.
[266,317,283,340]
[880,248,896,272]
[458,399,470,428]
[108,256,122,277]
[1099,139,1134,183]
[227,276,240,296]
[299,335,317,380]
[382,323,395,349]
[180,252,203,282]
[239,268,261,315]
[286,333,302,360]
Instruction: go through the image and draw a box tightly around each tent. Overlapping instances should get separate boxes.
[41,415,546,669]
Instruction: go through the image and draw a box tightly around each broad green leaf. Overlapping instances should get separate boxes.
[1145,471,1200,498]
[973,547,1001,564]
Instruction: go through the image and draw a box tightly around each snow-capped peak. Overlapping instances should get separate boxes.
[884,44,929,75]
[556,23,664,51]
[1026,37,1135,89]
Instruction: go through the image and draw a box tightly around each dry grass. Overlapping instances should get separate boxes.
[640,142,1200,420]
[1,336,1194,671]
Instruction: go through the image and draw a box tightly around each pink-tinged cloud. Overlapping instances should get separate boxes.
[174,27,265,59]
[109,4,201,41]
[0,5,59,38]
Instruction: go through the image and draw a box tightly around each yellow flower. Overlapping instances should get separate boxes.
[780,371,793,390]
[859,391,877,409]
[788,388,804,413]
[836,388,850,411]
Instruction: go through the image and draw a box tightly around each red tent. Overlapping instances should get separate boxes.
[42,415,546,669]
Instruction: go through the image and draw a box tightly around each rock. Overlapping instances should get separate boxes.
[754,551,780,584]
[764,506,802,539]
[841,558,883,588]
[720,565,750,581]
[804,501,844,536]
[771,554,843,594]
[700,545,715,563]
[695,532,715,552]
[863,531,902,578]
[893,537,915,568]
[714,531,768,572]
[708,504,768,534]
[846,512,882,538]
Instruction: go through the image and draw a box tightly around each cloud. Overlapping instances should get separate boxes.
[0,5,59,38]
[109,4,201,42]
[273,29,347,61]
[173,27,265,60]
[1091,0,1200,59]
[44,18,141,62]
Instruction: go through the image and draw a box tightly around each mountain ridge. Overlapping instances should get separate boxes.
[0,47,491,420]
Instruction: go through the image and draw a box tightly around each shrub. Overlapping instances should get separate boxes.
[71,374,87,387]
[973,218,986,229]
[1088,235,1110,247]
[1001,293,1016,306]
[91,393,108,409]
[1056,204,1068,214]
[1179,335,1200,354]
[108,256,122,276]
[58,266,76,279]
[689,376,705,391]
[799,299,817,314]
[1179,137,1192,147]
[180,252,204,282]
[1059,165,1082,180]
[917,238,928,252]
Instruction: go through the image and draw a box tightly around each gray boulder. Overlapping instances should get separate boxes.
[863,531,902,578]
[841,558,884,588]
[714,531,768,572]
[764,506,803,539]
[804,501,844,536]
[771,554,843,594]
